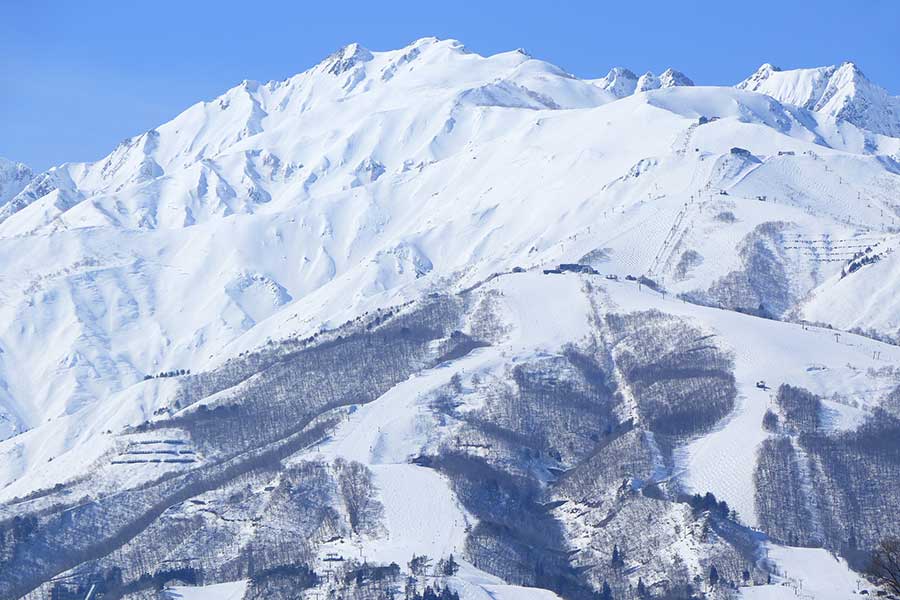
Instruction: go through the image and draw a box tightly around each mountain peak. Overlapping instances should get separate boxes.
[0,157,33,207]
[738,63,781,88]
[325,42,374,75]
[591,68,638,97]
[636,71,660,92]
[397,36,469,58]
[0,156,28,170]
[410,35,441,46]
[607,66,638,81]
[593,66,693,97]
[659,68,694,88]
[833,60,869,85]
[737,60,899,136]
[838,60,863,73]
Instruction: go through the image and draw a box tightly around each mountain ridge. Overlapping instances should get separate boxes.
[4,40,898,233]
[737,60,900,137]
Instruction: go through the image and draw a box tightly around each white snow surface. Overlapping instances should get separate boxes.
[599,277,894,527]
[737,61,900,137]
[739,544,867,600]
[164,580,249,600]
[1,39,899,450]
[0,157,33,207]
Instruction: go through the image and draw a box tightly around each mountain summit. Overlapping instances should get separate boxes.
[737,61,900,137]
[0,157,33,207]
[590,66,694,97]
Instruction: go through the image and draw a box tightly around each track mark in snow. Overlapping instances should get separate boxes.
[740,544,865,600]
[366,464,472,566]
[164,580,248,600]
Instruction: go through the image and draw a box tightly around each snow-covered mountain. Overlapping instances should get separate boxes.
[1,38,900,600]
[0,39,612,235]
[737,61,900,137]
[589,66,694,97]
[0,158,33,207]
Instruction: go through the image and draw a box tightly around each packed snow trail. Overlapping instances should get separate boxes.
[739,544,866,600]
[164,580,248,600]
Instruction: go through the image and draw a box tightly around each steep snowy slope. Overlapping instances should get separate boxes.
[1,48,898,444]
[0,158,33,207]
[801,243,900,338]
[0,38,612,235]
[737,62,900,137]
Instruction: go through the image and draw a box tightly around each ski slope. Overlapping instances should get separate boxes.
[165,580,249,600]
[598,275,891,526]
[739,544,867,600]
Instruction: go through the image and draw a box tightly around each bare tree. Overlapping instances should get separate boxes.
[870,537,900,596]
[334,458,383,535]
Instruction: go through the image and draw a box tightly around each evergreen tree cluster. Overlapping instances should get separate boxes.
[143,368,190,380]
[687,491,731,518]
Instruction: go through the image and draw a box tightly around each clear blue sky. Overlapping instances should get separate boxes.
[3,0,898,171]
